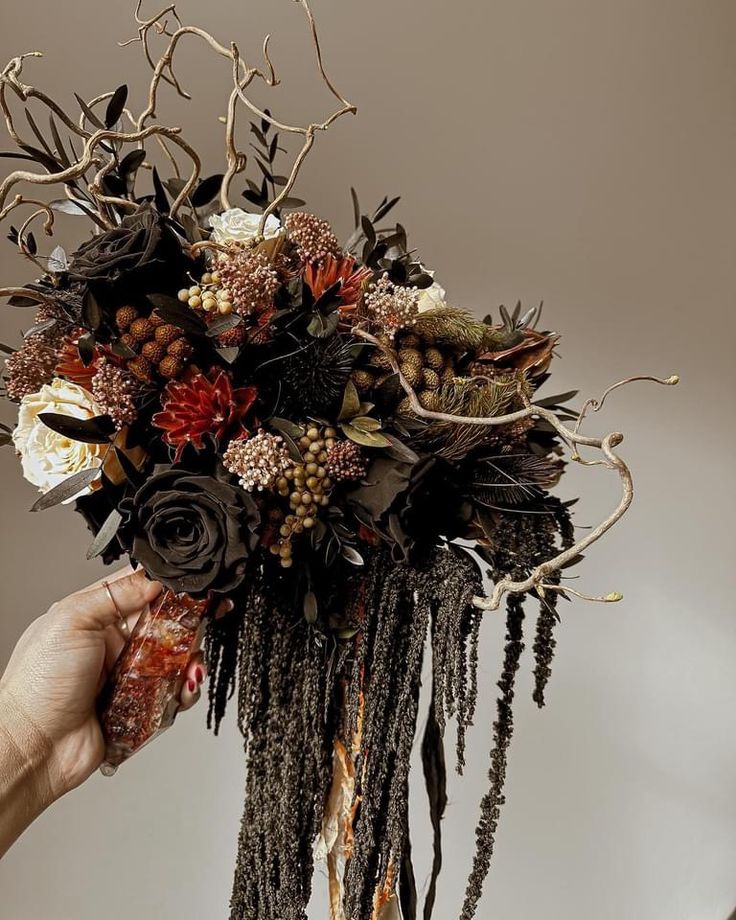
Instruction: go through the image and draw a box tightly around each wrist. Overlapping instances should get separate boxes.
[0,687,56,818]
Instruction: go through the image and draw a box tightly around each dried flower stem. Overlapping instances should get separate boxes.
[352,328,677,613]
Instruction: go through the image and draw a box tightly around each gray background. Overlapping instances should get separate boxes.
[0,1,735,918]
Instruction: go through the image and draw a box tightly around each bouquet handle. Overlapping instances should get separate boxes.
[98,588,210,776]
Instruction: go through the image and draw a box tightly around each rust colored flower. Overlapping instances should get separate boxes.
[304,255,372,316]
[153,369,257,461]
[476,329,559,378]
[55,333,108,388]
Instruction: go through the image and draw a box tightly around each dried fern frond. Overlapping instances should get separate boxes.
[469,453,564,507]
[411,377,519,460]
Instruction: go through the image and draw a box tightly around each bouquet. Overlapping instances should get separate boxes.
[0,4,676,918]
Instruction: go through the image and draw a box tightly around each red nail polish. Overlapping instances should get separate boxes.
[187,679,196,692]
[195,666,204,684]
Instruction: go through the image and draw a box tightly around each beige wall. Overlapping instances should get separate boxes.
[1,1,735,918]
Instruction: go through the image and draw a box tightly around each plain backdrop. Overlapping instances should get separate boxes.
[0,1,735,918]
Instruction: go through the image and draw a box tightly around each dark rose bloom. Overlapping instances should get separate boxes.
[68,206,189,292]
[126,465,260,596]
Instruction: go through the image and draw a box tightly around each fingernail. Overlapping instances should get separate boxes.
[195,666,204,684]
[187,679,196,693]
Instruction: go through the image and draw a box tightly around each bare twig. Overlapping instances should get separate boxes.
[352,328,677,613]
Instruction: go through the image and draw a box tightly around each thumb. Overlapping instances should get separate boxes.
[70,569,163,630]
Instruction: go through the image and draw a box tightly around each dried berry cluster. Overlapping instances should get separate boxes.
[115,306,193,381]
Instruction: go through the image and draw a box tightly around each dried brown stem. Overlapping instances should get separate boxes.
[352,328,677,613]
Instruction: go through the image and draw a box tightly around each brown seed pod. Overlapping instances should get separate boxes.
[129,317,154,343]
[115,305,138,331]
[351,368,375,395]
[154,323,180,347]
[159,355,184,379]
[422,367,441,390]
[167,337,194,360]
[142,340,166,364]
[418,389,442,411]
[120,333,139,352]
[149,310,166,328]
[127,355,153,381]
[424,346,444,370]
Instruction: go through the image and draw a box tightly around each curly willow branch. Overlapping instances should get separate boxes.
[352,329,678,613]
[0,1,354,234]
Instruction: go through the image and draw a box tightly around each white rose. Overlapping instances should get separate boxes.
[418,280,447,313]
[12,379,106,501]
[209,208,282,245]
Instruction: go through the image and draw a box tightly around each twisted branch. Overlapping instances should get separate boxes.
[352,328,678,613]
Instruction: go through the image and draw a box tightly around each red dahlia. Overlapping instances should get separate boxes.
[153,369,257,461]
[304,255,372,317]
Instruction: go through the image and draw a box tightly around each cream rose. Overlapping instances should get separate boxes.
[12,379,106,500]
[209,208,282,245]
[417,280,448,313]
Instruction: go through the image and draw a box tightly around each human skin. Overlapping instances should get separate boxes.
[0,566,206,857]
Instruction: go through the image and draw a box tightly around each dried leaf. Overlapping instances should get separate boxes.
[338,380,361,421]
[39,412,115,444]
[30,466,101,511]
[86,508,123,559]
[105,85,128,128]
[341,423,391,449]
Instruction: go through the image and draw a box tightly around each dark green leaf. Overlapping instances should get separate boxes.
[350,187,360,228]
[18,142,61,176]
[25,232,37,255]
[74,93,105,130]
[303,590,318,624]
[205,314,242,337]
[48,115,71,168]
[24,109,55,160]
[113,445,146,486]
[250,123,268,147]
[338,380,361,421]
[39,412,115,443]
[119,148,146,187]
[48,197,92,217]
[421,701,447,920]
[341,545,364,566]
[0,151,38,163]
[147,296,207,334]
[373,195,400,223]
[24,318,57,338]
[86,508,123,559]
[191,174,224,208]
[110,340,137,359]
[30,466,101,511]
[0,432,12,448]
[306,310,339,338]
[81,289,102,331]
[151,166,170,214]
[276,196,306,209]
[105,85,128,128]
[216,346,239,364]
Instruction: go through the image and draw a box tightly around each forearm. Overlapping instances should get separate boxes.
[0,690,54,857]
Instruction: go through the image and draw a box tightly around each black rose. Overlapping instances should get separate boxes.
[126,465,260,596]
[388,456,472,562]
[68,205,189,292]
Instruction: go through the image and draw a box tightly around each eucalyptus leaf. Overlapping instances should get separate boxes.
[341,423,391,449]
[86,508,123,559]
[30,466,101,511]
[350,416,382,432]
[216,346,240,364]
[303,591,318,625]
[48,245,68,273]
[341,545,364,566]
[338,380,361,422]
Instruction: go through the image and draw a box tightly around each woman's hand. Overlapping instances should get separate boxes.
[0,567,206,856]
